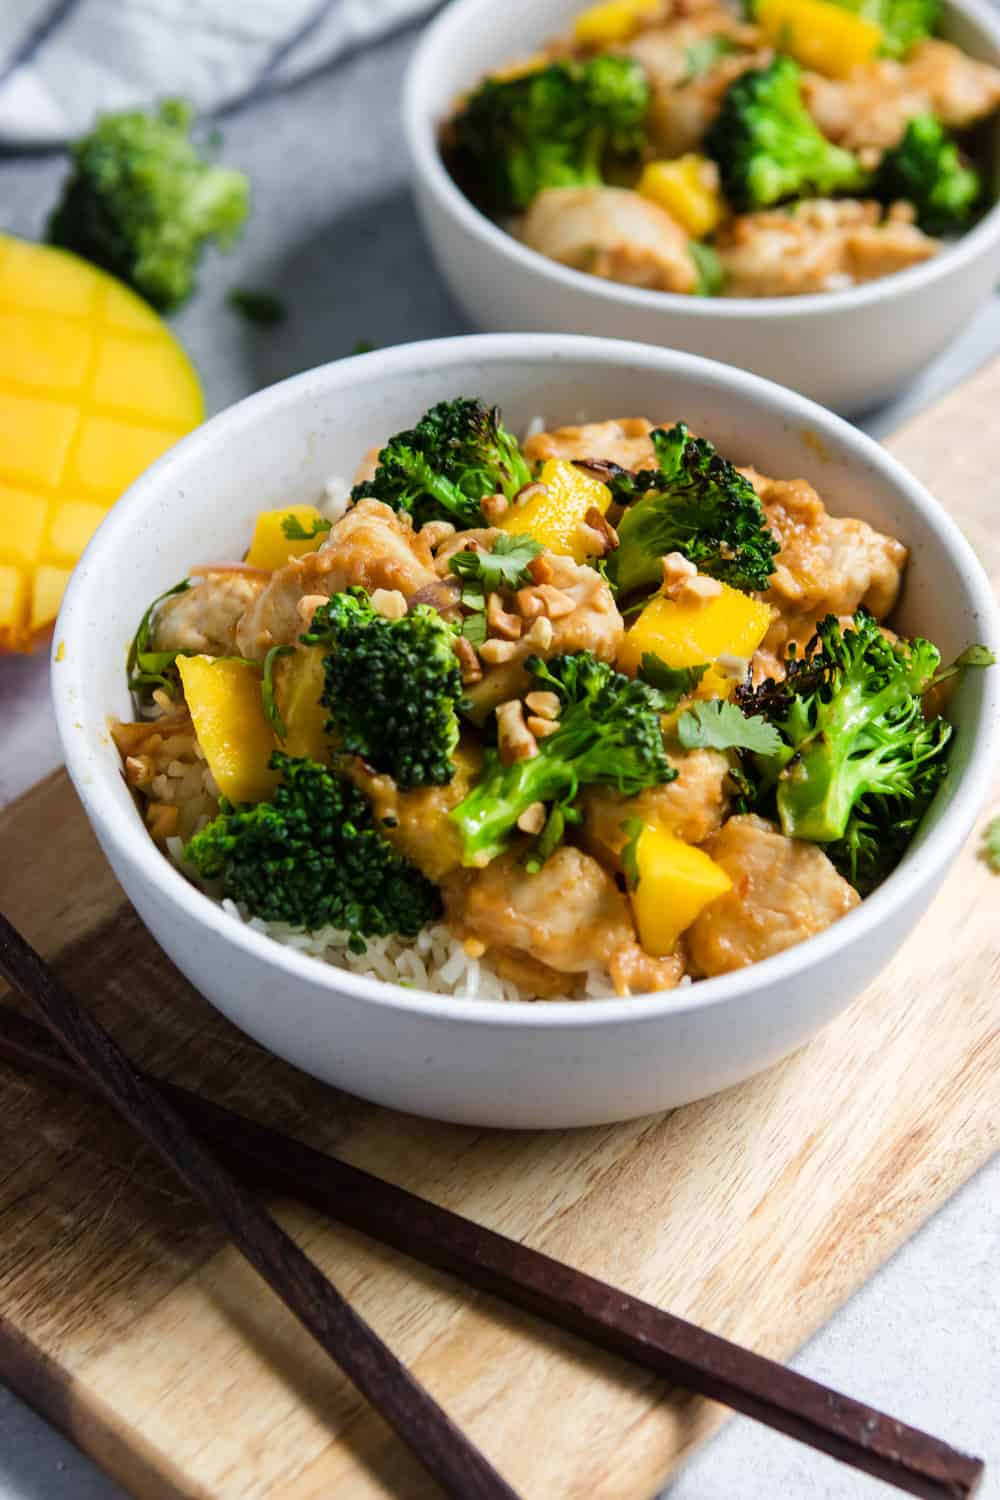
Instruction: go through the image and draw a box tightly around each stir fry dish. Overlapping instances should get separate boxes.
[442,0,1000,297]
[112,399,991,1001]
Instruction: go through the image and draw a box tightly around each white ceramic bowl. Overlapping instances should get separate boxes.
[403,0,1000,413]
[53,335,999,1128]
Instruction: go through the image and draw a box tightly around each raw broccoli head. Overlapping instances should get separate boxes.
[352,397,534,529]
[47,99,250,312]
[445,56,650,217]
[736,610,951,891]
[450,652,676,867]
[302,588,466,788]
[875,113,981,235]
[185,753,442,942]
[704,57,868,211]
[607,424,779,596]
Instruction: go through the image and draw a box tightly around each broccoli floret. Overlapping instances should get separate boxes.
[352,397,533,530]
[736,611,952,891]
[704,57,868,211]
[450,653,675,866]
[47,99,249,312]
[302,588,465,787]
[185,753,441,940]
[607,424,778,595]
[875,113,981,235]
[843,0,939,57]
[445,56,650,217]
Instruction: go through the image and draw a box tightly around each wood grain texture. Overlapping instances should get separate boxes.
[1,361,999,1500]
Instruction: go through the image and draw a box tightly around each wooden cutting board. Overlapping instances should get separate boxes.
[1,360,999,1500]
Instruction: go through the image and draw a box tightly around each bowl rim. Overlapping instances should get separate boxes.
[401,0,1000,321]
[53,333,1000,1032]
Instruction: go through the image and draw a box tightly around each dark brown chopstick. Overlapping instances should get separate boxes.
[0,999,983,1500]
[0,913,520,1500]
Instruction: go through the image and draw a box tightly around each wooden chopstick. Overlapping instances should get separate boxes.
[0,912,521,1500]
[0,996,983,1500]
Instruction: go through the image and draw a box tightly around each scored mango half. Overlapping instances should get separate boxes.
[0,234,203,652]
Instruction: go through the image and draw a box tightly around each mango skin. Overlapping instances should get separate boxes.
[0,233,202,652]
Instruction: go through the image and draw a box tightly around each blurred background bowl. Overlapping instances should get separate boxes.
[403,0,1000,414]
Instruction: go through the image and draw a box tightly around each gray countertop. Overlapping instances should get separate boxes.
[1,20,999,1498]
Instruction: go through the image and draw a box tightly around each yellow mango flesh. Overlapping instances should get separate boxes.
[574,0,661,45]
[757,0,883,76]
[0,234,203,652]
[245,505,330,571]
[618,583,773,698]
[630,825,732,956]
[273,645,331,763]
[637,157,723,239]
[499,458,611,562]
[177,656,278,805]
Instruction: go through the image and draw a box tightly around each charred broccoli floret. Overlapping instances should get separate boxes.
[48,99,249,312]
[445,56,650,217]
[302,588,466,787]
[351,397,533,530]
[185,753,441,941]
[705,57,868,211]
[736,611,953,891]
[875,113,981,235]
[450,653,675,867]
[607,424,778,595]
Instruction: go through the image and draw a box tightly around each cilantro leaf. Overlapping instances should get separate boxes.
[448,533,543,592]
[984,816,1000,873]
[281,513,332,541]
[638,654,708,709]
[677,699,783,755]
[620,817,645,891]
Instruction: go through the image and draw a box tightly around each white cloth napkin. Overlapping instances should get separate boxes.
[0,0,438,146]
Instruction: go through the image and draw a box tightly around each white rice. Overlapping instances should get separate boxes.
[319,475,351,523]
[165,836,618,1002]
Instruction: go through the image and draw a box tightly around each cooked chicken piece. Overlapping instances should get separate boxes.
[519,186,699,294]
[902,39,1000,128]
[582,747,731,872]
[803,40,1000,151]
[152,569,267,658]
[235,499,436,657]
[463,551,625,719]
[623,14,762,92]
[741,467,907,653]
[644,47,772,156]
[717,199,938,298]
[608,944,686,997]
[524,418,659,471]
[492,948,584,1000]
[687,814,860,975]
[342,739,482,882]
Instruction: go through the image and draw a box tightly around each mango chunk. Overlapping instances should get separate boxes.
[245,505,330,571]
[637,156,723,239]
[630,825,732,955]
[177,656,277,805]
[618,582,773,697]
[499,458,611,563]
[757,0,883,77]
[574,0,661,46]
[273,645,331,763]
[0,233,203,652]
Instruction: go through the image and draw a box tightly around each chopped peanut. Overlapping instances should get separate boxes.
[516,801,548,835]
[481,493,510,523]
[480,637,522,665]
[524,690,561,720]
[523,616,554,650]
[527,554,555,585]
[496,700,538,764]
[676,574,724,607]
[527,715,561,739]
[125,754,155,789]
[453,634,484,683]
[370,588,407,620]
[487,592,523,640]
[660,552,698,596]
[535,584,577,619]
